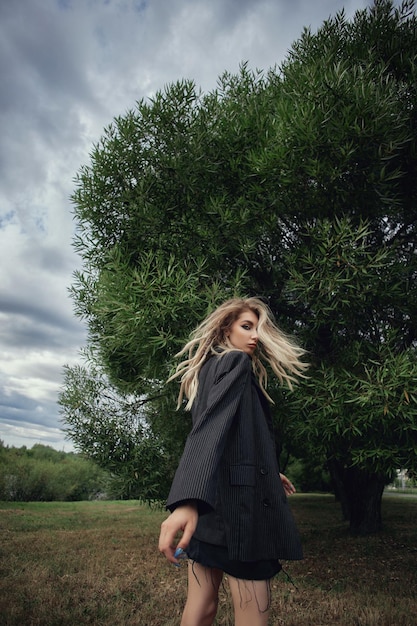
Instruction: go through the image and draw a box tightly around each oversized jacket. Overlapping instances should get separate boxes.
[166,349,303,562]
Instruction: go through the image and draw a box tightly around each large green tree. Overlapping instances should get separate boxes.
[62,0,417,532]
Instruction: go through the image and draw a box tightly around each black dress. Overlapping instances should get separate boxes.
[186,536,282,580]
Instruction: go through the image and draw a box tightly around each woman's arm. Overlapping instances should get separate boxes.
[166,351,251,512]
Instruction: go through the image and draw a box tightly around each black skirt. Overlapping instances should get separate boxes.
[186,536,282,581]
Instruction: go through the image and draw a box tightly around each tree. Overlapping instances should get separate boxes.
[63,0,417,531]
[60,365,177,501]
[284,217,417,531]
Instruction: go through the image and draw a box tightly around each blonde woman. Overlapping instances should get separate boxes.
[159,297,307,626]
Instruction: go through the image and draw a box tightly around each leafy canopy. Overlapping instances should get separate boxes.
[64,1,417,503]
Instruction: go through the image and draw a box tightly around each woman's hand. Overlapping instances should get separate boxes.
[280,473,296,496]
[158,502,198,565]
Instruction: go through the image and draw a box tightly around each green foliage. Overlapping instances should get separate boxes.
[59,365,180,501]
[287,348,417,473]
[64,1,417,528]
[284,456,332,493]
[0,443,108,502]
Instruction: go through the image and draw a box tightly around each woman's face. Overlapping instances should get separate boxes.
[227,310,259,355]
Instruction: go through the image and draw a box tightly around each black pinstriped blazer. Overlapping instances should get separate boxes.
[166,349,303,562]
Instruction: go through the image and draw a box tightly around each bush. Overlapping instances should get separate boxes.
[0,443,109,501]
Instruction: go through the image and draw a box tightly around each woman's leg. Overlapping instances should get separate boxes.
[228,576,271,626]
[180,561,224,626]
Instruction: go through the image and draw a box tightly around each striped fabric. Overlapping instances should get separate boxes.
[166,350,303,562]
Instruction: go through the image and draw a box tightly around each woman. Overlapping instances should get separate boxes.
[159,297,307,626]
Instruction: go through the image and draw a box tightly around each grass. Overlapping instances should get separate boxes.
[0,495,416,625]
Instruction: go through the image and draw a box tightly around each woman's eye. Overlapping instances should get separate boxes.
[242,325,251,330]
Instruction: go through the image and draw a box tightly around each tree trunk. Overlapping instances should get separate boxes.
[327,460,387,534]
[327,458,350,521]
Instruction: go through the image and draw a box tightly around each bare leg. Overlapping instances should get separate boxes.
[180,561,224,626]
[228,576,271,626]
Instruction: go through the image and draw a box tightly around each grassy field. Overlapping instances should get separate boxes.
[0,494,416,625]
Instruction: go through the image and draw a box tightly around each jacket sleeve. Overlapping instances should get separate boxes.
[166,351,251,513]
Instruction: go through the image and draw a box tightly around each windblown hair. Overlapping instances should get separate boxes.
[168,297,308,410]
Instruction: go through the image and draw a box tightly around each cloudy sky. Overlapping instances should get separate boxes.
[0,0,400,451]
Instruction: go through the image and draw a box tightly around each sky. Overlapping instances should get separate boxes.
[0,0,401,451]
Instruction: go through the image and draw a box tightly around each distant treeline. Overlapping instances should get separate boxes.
[0,441,111,502]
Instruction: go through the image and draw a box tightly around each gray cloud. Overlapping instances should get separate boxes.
[0,309,83,350]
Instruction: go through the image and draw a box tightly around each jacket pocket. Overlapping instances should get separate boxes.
[229,464,256,486]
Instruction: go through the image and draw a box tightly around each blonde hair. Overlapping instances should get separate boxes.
[169,297,308,410]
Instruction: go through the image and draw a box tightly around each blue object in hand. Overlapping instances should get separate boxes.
[174,547,186,558]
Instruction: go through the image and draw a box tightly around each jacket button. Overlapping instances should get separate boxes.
[260,467,268,475]
[262,498,271,507]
